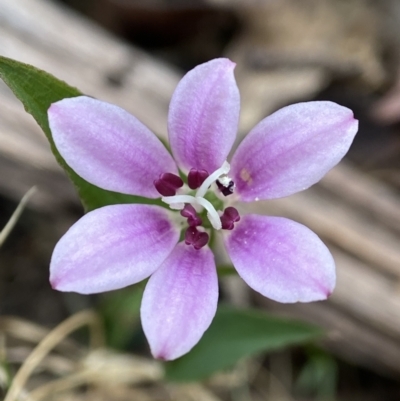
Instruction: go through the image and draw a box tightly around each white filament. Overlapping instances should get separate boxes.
[195,197,222,230]
[162,194,222,230]
[196,161,230,198]
[161,195,196,210]
[161,162,232,230]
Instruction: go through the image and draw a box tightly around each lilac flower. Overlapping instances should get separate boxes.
[48,58,358,360]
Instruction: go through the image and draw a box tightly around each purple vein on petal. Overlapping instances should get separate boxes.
[224,214,336,303]
[230,101,359,201]
[168,58,240,173]
[49,96,178,198]
[50,204,180,294]
[141,242,218,360]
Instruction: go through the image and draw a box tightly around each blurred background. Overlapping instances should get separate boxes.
[1,0,400,400]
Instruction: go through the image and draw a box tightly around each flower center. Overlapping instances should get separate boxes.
[154,161,240,249]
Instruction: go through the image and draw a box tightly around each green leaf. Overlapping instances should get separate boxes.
[100,284,145,350]
[295,348,338,400]
[0,56,159,211]
[165,306,323,382]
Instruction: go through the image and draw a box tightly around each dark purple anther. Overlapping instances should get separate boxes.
[220,207,240,230]
[185,227,209,250]
[188,168,209,189]
[216,179,235,196]
[180,204,202,227]
[154,172,183,196]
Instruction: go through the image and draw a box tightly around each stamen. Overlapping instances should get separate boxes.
[188,169,209,189]
[162,187,222,230]
[195,197,222,230]
[180,204,202,227]
[196,161,230,198]
[185,227,209,250]
[154,173,183,196]
[220,207,240,230]
[216,179,235,196]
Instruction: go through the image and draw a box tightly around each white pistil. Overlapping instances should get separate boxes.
[161,195,196,210]
[162,194,222,230]
[161,161,232,230]
[196,160,230,198]
[169,203,184,210]
[195,197,222,230]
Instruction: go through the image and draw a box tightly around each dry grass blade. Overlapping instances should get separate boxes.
[29,351,164,401]
[0,317,80,357]
[4,310,104,401]
[29,370,106,401]
[0,186,36,247]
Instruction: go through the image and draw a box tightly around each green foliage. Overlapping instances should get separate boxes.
[100,285,145,350]
[295,348,338,400]
[165,306,323,381]
[0,56,158,211]
[216,265,237,277]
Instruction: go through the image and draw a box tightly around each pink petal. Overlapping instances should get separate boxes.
[49,96,177,198]
[141,243,218,360]
[50,205,180,294]
[168,58,240,173]
[224,214,335,303]
[230,101,358,201]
